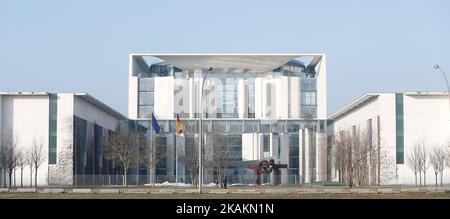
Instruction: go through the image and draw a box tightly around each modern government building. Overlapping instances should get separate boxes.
[0,53,449,186]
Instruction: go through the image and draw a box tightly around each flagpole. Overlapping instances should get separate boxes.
[175,133,178,186]
[149,117,153,186]
[199,67,213,194]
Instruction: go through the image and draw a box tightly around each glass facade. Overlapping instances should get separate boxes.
[136,60,318,120]
[129,56,325,185]
[73,116,118,186]
[48,93,57,164]
[288,134,299,184]
[301,78,317,118]
[138,78,154,118]
[132,119,323,185]
[395,93,404,164]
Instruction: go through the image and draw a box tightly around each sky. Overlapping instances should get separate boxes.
[0,0,449,116]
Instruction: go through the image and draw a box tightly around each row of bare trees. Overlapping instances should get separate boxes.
[407,141,449,187]
[104,126,164,187]
[102,124,229,187]
[0,133,45,188]
[333,127,395,188]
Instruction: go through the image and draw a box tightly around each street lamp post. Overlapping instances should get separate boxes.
[434,64,450,120]
[199,67,213,194]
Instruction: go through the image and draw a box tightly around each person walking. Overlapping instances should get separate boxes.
[223,176,227,189]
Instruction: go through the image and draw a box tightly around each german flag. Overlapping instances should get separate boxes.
[176,114,183,135]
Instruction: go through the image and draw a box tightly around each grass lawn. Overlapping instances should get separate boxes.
[1,192,450,199]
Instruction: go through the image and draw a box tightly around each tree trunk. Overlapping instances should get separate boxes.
[13,170,16,187]
[424,172,426,187]
[3,172,6,188]
[414,173,417,186]
[29,167,33,187]
[123,164,128,187]
[435,173,438,187]
[20,169,23,188]
[34,167,38,188]
[440,171,443,187]
[8,172,12,188]
[419,172,422,186]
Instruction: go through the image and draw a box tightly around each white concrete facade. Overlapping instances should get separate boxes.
[128,53,327,120]
[0,92,124,187]
[127,54,329,185]
[330,92,450,185]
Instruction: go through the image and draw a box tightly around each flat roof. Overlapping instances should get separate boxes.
[329,91,450,121]
[130,53,325,73]
[0,92,125,120]
[0,91,49,96]
[404,91,449,96]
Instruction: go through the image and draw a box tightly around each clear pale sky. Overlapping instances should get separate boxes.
[1,0,449,116]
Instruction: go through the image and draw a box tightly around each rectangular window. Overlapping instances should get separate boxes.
[138,106,153,118]
[138,78,154,119]
[138,91,154,106]
[48,93,57,164]
[367,119,372,150]
[263,134,270,158]
[139,78,154,91]
[395,93,404,164]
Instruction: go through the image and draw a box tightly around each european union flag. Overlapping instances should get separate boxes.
[151,113,160,134]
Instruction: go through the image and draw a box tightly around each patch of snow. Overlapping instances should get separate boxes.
[144,181,192,187]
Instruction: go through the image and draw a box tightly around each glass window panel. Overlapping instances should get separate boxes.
[139,91,154,106]
[139,78,154,91]
[138,106,153,118]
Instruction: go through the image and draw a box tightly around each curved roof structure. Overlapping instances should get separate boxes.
[131,53,324,73]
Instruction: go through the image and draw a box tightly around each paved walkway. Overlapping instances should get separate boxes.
[1,186,450,194]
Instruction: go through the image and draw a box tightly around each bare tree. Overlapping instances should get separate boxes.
[48,117,73,185]
[334,128,378,188]
[3,133,19,188]
[378,150,396,184]
[0,141,6,187]
[104,126,139,187]
[16,149,26,188]
[207,122,229,187]
[31,137,45,188]
[417,141,429,187]
[139,134,163,186]
[429,146,445,187]
[335,130,354,188]
[407,146,420,186]
[178,130,212,187]
[180,136,199,187]
[26,150,34,187]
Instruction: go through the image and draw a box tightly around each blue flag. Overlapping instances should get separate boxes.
[151,113,160,134]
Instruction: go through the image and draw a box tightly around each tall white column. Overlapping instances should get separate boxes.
[188,77,195,118]
[237,79,248,118]
[290,77,300,118]
[269,132,278,185]
[263,82,276,118]
[276,77,289,118]
[299,129,304,184]
[254,78,263,119]
[279,133,289,185]
[304,128,312,183]
[315,132,327,182]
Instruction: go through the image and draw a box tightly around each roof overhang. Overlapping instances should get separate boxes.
[131,53,324,73]
[75,93,126,120]
[330,93,380,121]
[404,91,449,96]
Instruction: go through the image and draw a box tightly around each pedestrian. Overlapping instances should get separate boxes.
[223,177,227,189]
